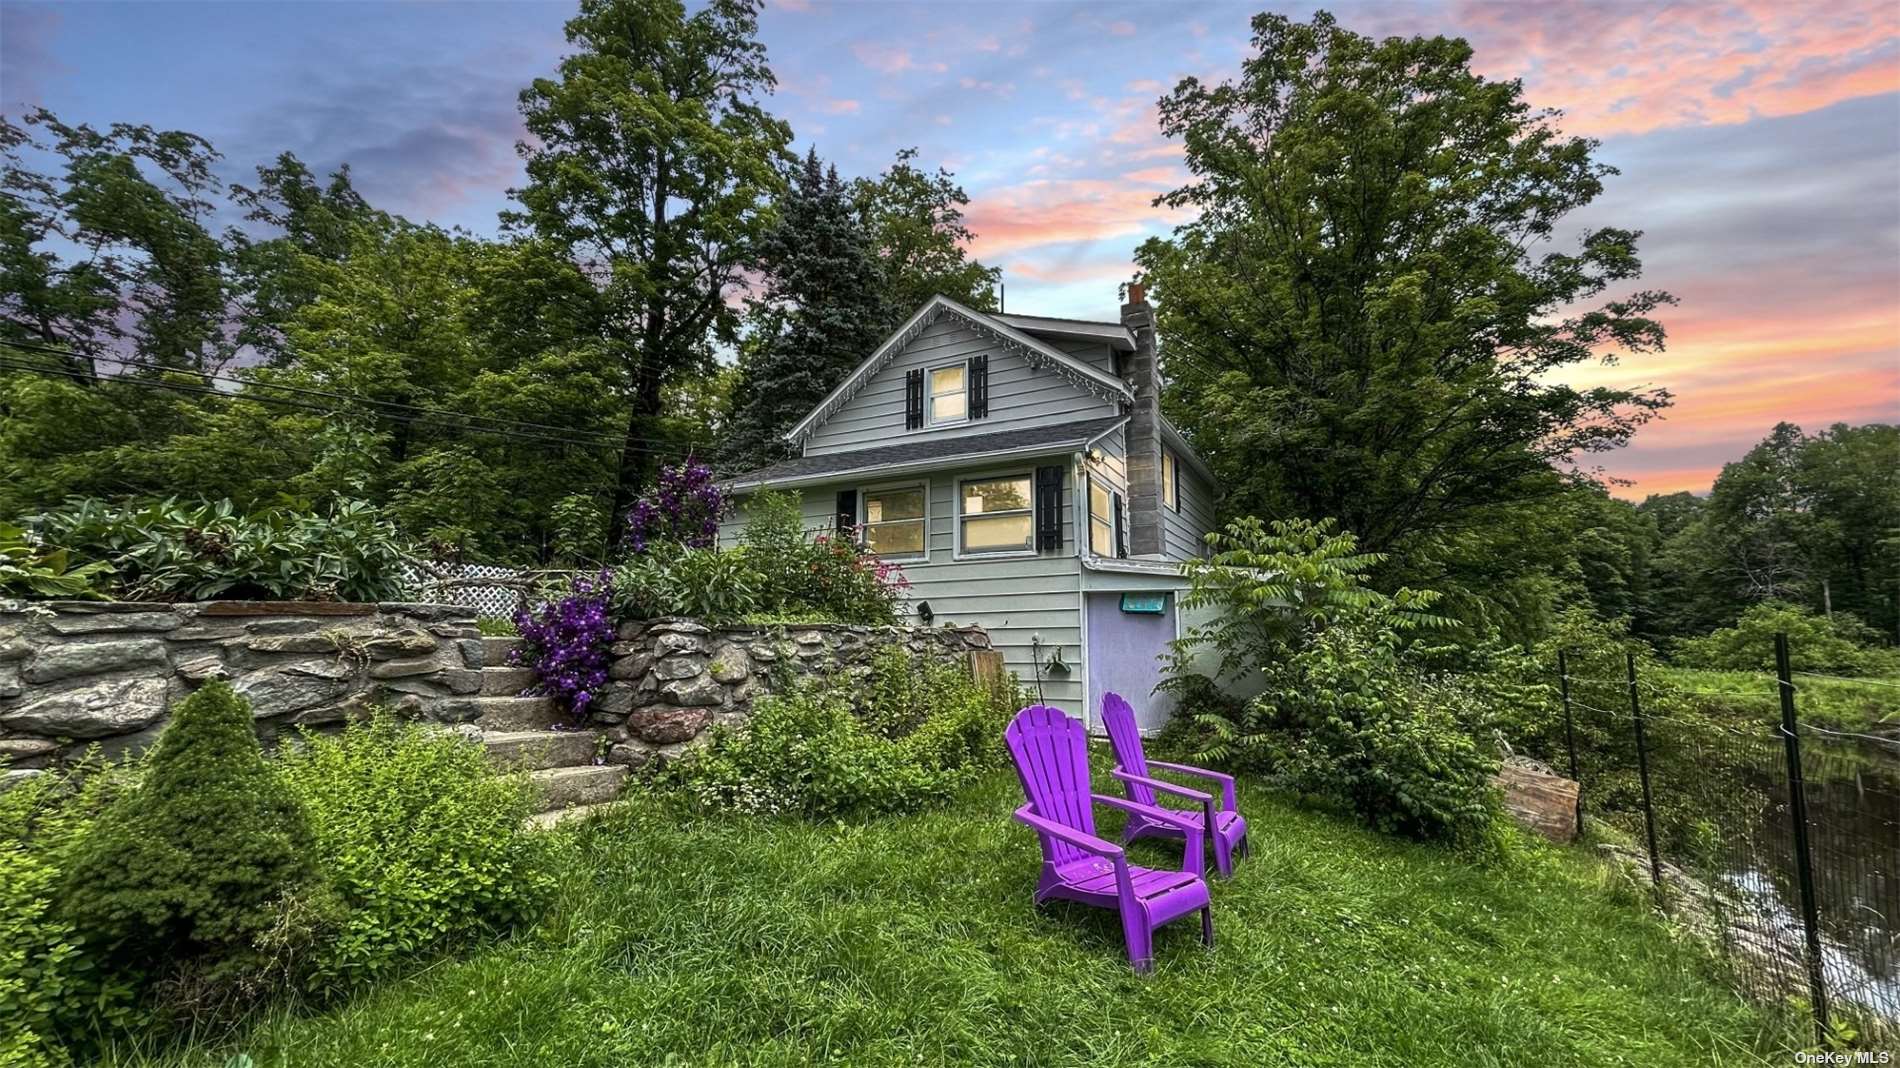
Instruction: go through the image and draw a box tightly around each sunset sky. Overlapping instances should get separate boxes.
[3,0,1895,498]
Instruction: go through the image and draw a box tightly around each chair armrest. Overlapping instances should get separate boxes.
[1147,760,1238,811]
[1012,804,1124,859]
[1091,794,1206,878]
[1112,769,1212,805]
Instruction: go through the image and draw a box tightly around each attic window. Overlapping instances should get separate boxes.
[928,364,967,424]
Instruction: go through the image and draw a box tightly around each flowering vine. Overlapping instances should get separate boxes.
[511,569,615,719]
[626,461,727,554]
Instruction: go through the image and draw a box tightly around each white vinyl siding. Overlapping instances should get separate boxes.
[802,318,1119,456]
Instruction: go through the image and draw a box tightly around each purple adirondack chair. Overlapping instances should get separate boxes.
[1102,692,1250,878]
[1004,704,1213,973]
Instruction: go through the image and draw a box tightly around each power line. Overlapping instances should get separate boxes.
[0,339,711,454]
[0,354,697,457]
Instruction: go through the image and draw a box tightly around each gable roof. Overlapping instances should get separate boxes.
[782,295,1133,447]
[729,416,1126,491]
[990,313,1136,352]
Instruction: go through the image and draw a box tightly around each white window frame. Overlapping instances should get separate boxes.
[953,470,1037,560]
[1162,450,1180,512]
[857,479,930,563]
[926,362,968,427]
[1087,477,1117,559]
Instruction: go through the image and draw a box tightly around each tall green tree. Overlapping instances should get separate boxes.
[853,147,1000,325]
[1136,13,1673,624]
[724,149,888,471]
[508,0,790,544]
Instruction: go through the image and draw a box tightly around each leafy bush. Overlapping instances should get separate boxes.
[275,716,554,992]
[610,491,907,625]
[0,763,139,1065]
[1162,517,1501,845]
[1673,601,1900,677]
[669,648,1015,818]
[625,460,727,554]
[513,570,616,717]
[30,497,414,602]
[0,522,112,600]
[58,680,317,1010]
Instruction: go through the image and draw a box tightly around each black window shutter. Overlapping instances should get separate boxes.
[968,354,989,419]
[1112,493,1126,558]
[1034,465,1063,552]
[905,368,924,429]
[835,490,858,539]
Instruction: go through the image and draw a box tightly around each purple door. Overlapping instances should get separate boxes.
[1085,591,1177,733]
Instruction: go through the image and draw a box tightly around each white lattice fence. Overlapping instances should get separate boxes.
[402,561,577,621]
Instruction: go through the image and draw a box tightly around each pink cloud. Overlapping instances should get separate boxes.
[1125,78,1164,94]
[964,178,1192,257]
[821,98,860,114]
[850,42,944,75]
[1108,20,1136,37]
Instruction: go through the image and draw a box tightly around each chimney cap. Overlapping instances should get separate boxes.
[1125,280,1148,306]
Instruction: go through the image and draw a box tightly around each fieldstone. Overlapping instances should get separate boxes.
[369,655,447,680]
[606,742,654,769]
[22,639,169,684]
[609,653,653,681]
[748,642,780,662]
[456,639,486,669]
[166,619,248,642]
[425,622,480,640]
[440,668,484,695]
[0,676,170,738]
[245,632,359,656]
[707,645,751,684]
[245,617,337,636]
[651,654,706,681]
[648,619,711,635]
[46,611,180,635]
[363,630,438,659]
[594,686,636,718]
[175,654,227,681]
[1,769,43,794]
[0,737,59,761]
[373,602,472,622]
[627,705,710,744]
[616,621,647,641]
[294,691,377,726]
[659,676,726,707]
[0,630,30,663]
[653,632,706,657]
[234,660,355,719]
[609,641,640,657]
[728,677,763,706]
[792,630,825,646]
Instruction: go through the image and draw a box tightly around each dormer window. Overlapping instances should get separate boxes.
[928,364,967,425]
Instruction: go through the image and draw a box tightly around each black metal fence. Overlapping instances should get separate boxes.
[1550,636,1900,1043]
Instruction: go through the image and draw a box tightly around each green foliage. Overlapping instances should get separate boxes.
[851,147,1001,321]
[0,763,141,1066]
[58,680,316,1010]
[274,716,554,992]
[668,648,1015,818]
[613,545,763,622]
[1673,601,1900,677]
[0,523,112,599]
[1136,11,1672,635]
[30,497,413,602]
[547,494,608,566]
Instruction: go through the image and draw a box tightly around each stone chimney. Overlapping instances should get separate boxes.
[1121,280,1163,557]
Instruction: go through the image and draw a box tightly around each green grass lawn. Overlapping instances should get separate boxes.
[108,769,1799,1067]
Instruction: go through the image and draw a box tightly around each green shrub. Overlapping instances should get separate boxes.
[0,762,142,1066]
[274,716,554,991]
[1673,601,1900,677]
[0,523,113,600]
[669,648,1015,818]
[30,496,414,602]
[614,544,763,622]
[58,680,317,1008]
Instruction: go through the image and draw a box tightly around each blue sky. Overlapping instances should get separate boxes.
[4,0,1896,495]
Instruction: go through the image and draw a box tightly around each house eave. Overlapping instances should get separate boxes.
[724,440,1096,494]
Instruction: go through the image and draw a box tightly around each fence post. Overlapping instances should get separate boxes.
[1776,631,1830,1045]
[1626,651,1663,901]
[1557,649,1583,835]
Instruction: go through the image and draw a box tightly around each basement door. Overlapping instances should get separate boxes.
[1084,591,1178,733]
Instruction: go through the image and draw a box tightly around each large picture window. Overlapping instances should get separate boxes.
[958,474,1033,556]
[928,364,967,424]
[1089,479,1116,558]
[860,483,927,560]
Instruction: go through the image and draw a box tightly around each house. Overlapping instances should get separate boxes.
[719,283,1218,731]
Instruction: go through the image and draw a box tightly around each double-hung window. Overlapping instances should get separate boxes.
[928,364,967,425]
[860,483,927,561]
[1088,479,1119,558]
[1162,450,1180,511]
[958,475,1034,556]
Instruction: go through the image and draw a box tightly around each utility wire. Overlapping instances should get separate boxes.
[0,338,711,454]
[0,352,698,457]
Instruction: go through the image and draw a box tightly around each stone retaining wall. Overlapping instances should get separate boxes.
[0,599,482,771]
[593,618,994,767]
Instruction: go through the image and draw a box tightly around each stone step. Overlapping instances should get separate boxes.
[483,729,600,771]
[530,765,627,812]
[471,695,565,732]
[480,666,538,696]
[525,801,622,831]
[482,636,526,665]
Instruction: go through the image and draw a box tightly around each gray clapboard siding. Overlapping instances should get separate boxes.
[1161,458,1218,561]
[1051,337,1119,378]
[1080,423,1131,558]
[802,319,1118,456]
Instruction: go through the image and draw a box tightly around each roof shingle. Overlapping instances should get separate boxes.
[724,416,1125,488]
